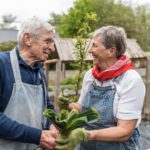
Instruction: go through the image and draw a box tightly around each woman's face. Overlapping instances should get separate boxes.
[88,36,110,65]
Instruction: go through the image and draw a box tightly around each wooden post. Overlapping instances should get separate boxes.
[45,59,59,84]
[143,56,150,120]
[55,60,61,111]
[62,62,66,80]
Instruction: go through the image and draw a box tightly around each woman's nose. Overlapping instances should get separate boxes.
[88,46,93,53]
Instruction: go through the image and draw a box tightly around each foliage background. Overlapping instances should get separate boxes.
[0,41,16,52]
[1,0,150,52]
[49,0,150,51]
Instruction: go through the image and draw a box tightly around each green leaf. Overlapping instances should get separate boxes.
[43,109,57,122]
[43,108,99,135]
[78,108,100,123]
[67,109,79,124]
[66,116,88,133]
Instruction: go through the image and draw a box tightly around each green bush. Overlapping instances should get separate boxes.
[0,41,16,52]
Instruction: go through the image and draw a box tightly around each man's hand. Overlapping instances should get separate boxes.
[40,129,58,150]
[49,124,59,135]
[55,128,87,150]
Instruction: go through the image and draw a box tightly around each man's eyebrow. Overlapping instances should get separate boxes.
[45,38,54,42]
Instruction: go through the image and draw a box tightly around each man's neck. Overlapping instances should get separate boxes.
[19,49,37,67]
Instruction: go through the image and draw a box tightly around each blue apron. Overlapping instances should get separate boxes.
[79,75,140,150]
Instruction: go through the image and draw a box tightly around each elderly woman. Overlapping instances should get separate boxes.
[56,26,145,150]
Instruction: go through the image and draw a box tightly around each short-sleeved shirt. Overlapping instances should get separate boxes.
[78,69,145,127]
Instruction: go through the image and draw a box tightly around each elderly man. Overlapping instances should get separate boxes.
[0,17,58,150]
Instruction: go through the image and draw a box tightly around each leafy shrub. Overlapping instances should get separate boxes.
[0,41,16,52]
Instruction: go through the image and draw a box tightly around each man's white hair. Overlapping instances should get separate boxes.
[17,17,55,45]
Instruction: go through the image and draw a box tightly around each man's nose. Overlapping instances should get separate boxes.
[49,43,55,52]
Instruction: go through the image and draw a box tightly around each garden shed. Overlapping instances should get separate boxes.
[45,38,150,120]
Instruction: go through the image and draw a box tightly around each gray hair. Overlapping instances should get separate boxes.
[93,26,127,57]
[17,17,55,45]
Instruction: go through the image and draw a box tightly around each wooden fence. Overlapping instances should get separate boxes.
[142,57,150,120]
[45,56,150,120]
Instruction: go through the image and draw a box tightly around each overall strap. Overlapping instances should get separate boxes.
[91,74,97,85]
[10,48,22,83]
[38,70,48,129]
[113,72,126,83]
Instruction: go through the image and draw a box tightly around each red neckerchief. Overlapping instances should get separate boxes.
[92,55,134,81]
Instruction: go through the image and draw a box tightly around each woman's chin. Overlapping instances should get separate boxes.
[93,60,98,66]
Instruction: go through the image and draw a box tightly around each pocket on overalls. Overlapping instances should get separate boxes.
[122,129,140,150]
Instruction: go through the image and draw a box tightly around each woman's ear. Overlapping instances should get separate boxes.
[23,33,31,46]
[109,47,117,57]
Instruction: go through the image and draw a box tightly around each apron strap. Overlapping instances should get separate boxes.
[38,71,47,108]
[38,70,48,129]
[10,48,22,83]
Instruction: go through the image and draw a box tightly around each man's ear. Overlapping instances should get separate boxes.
[23,33,31,46]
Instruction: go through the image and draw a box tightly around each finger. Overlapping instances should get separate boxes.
[49,124,56,130]
[56,138,69,144]
[51,130,59,138]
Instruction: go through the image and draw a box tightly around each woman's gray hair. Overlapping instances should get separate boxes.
[17,17,55,45]
[93,26,127,57]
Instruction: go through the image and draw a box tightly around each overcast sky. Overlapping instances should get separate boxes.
[0,0,150,24]
[0,0,75,23]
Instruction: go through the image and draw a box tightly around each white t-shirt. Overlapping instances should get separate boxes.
[78,69,145,127]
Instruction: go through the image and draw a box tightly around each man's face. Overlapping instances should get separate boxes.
[30,30,55,62]
[88,36,109,66]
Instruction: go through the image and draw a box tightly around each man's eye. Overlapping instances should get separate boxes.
[45,39,54,43]
[44,39,55,46]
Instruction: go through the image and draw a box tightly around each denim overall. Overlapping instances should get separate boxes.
[79,75,140,150]
[0,49,46,150]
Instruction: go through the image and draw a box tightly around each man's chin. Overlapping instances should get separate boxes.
[38,58,47,63]
[44,58,48,61]
[43,56,48,61]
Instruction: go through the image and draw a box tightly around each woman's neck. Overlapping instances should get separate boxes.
[98,58,117,71]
